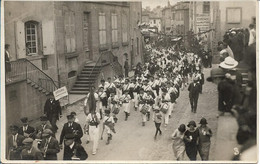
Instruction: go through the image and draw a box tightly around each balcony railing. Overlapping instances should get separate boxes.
[6,59,58,93]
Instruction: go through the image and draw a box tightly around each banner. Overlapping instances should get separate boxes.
[53,86,68,100]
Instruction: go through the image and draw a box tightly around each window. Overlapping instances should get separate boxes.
[111,13,118,44]
[83,12,90,51]
[99,13,106,46]
[154,20,156,24]
[64,11,76,53]
[226,8,242,24]
[122,13,128,44]
[42,58,48,70]
[203,2,210,13]
[25,21,39,55]
[172,12,175,20]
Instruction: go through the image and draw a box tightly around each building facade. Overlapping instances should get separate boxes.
[172,2,190,35]
[161,6,173,34]
[149,17,162,32]
[4,1,143,125]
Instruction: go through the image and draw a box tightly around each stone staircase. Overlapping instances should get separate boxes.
[70,62,102,94]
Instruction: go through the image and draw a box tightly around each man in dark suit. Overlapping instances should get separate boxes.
[60,115,83,148]
[63,133,88,160]
[35,116,53,139]
[39,129,60,160]
[18,117,35,138]
[124,58,129,77]
[8,125,25,160]
[188,77,201,113]
[44,92,62,133]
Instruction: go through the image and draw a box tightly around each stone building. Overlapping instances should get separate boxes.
[4,1,143,126]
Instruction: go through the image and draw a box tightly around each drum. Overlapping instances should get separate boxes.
[161,103,169,114]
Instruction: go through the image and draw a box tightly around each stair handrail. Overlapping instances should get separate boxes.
[87,53,103,89]
[25,58,58,91]
[107,51,123,76]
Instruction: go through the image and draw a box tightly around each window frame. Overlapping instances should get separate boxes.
[64,11,76,53]
[25,21,39,56]
[226,7,242,24]
[203,2,210,14]
[111,13,118,45]
[98,12,107,49]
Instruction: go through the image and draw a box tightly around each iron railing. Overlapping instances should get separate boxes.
[6,59,58,93]
[107,51,123,76]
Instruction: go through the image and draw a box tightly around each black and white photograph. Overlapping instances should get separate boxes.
[1,0,258,162]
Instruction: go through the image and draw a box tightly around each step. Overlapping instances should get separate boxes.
[76,78,96,82]
[78,74,99,77]
[81,70,100,74]
[84,65,102,68]
[70,90,89,94]
[71,87,90,90]
[75,81,95,84]
[38,87,43,91]
[82,68,101,71]
[74,84,92,87]
[78,77,98,81]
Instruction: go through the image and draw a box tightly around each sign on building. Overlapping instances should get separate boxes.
[53,86,68,100]
[196,14,210,32]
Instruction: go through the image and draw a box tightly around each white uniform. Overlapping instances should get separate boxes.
[131,83,140,108]
[103,115,114,135]
[120,94,132,114]
[159,93,171,126]
[86,112,101,154]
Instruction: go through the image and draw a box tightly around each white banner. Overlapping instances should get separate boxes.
[53,86,68,100]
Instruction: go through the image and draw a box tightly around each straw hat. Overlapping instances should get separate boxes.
[219,57,238,69]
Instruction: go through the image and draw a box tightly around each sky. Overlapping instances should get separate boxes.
[141,0,176,9]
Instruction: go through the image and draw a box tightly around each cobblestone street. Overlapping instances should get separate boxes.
[55,67,220,161]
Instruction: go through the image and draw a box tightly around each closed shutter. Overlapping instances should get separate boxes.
[42,20,55,55]
[15,21,26,58]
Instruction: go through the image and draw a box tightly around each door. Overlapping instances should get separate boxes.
[83,12,91,60]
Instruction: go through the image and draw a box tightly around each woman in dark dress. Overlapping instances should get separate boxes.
[184,120,199,160]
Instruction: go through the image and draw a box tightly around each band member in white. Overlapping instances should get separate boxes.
[138,88,148,126]
[107,91,120,123]
[131,79,140,110]
[159,88,171,128]
[114,75,124,97]
[97,86,107,119]
[120,90,132,121]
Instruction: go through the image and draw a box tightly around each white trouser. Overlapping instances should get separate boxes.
[133,92,138,108]
[139,104,147,122]
[122,102,131,113]
[168,102,174,116]
[162,112,169,125]
[89,125,100,153]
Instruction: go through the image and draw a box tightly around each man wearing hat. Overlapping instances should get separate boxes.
[8,125,25,160]
[63,133,88,160]
[35,116,53,139]
[18,117,35,138]
[44,92,62,134]
[188,77,201,113]
[39,129,60,160]
[219,57,243,89]
[21,138,43,160]
[198,118,212,161]
[60,114,83,147]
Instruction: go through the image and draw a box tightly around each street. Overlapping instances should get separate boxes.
[55,67,219,161]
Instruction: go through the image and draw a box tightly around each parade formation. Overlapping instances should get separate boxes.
[4,0,257,162]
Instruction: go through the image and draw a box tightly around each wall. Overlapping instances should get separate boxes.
[5,81,47,127]
[218,1,256,38]
[4,1,58,82]
[54,2,142,88]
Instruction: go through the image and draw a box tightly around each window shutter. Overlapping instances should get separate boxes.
[42,20,55,55]
[15,21,26,58]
